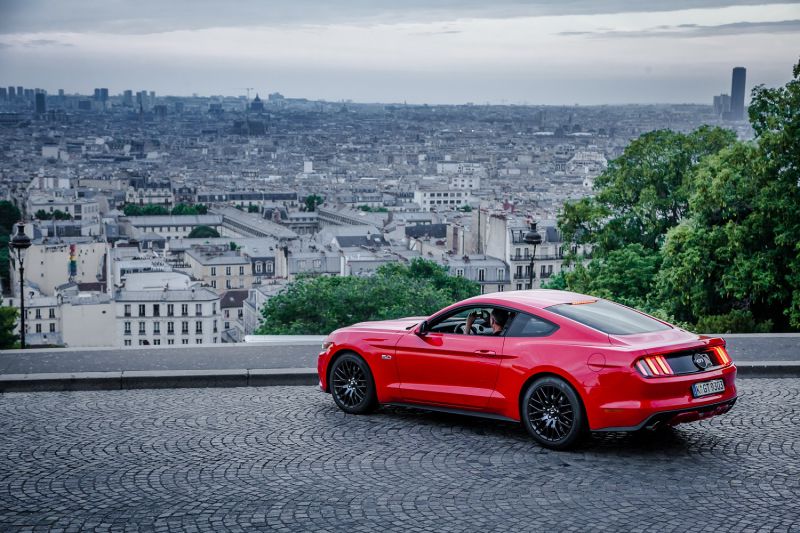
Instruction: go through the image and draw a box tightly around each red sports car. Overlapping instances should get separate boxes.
[317,290,737,449]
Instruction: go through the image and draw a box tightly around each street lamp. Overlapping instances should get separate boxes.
[10,222,31,349]
[523,221,542,290]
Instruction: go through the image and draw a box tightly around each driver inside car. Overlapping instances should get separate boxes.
[465,308,510,336]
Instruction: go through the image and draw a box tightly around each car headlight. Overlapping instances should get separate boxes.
[322,341,333,351]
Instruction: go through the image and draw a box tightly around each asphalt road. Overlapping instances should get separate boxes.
[1,380,798,532]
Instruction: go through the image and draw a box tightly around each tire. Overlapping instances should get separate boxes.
[521,376,587,450]
[329,353,377,414]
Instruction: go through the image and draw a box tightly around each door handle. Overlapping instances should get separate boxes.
[474,350,496,357]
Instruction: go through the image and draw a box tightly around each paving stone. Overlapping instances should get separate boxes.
[0,381,798,531]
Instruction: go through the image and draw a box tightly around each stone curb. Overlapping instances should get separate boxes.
[0,362,797,393]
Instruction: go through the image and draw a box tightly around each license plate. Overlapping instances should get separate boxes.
[692,379,725,398]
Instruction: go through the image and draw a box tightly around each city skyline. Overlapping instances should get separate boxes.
[0,0,798,105]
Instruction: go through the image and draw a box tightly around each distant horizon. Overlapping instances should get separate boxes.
[1,84,775,108]
[1,1,798,105]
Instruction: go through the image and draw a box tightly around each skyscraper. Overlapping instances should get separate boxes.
[35,92,46,114]
[0,87,6,101]
[730,67,746,121]
[7,87,15,99]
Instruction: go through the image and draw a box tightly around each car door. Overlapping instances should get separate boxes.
[394,307,504,409]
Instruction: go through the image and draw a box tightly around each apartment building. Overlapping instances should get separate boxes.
[116,287,221,346]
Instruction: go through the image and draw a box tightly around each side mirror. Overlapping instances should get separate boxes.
[416,320,429,336]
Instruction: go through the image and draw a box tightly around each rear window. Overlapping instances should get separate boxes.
[547,300,671,335]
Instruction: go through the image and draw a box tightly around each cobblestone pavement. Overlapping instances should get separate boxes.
[1,380,798,532]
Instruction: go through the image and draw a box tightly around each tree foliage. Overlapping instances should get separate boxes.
[256,258,480,334]
[187,225,220,239]
[34,209,71,220]
[553,60,800,332]
[122,203,208,216]
[303,194,324,212]
[0,305,18,349]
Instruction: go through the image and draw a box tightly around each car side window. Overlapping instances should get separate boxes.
[506,312,559,337]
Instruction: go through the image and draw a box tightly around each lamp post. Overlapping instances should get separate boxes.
[10,222,31,349]
[523,221,542,290]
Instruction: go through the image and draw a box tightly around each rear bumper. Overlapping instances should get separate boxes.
[594,396,737,432]
[588,364,738,431]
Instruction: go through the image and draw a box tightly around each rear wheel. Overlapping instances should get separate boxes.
[522,376,586,450]
[330,353,377,414]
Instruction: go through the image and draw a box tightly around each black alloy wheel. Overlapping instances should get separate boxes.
[522,376,586,450]
[330,353,377,414]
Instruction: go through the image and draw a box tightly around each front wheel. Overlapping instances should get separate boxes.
[521,376,587,450]
[330,353,377,414]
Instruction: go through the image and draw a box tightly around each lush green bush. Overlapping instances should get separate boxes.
[256,258,479,335]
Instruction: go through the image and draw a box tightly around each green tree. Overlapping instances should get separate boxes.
[656,61,800,330]
[247,205,259,213]
[0,201,20,233]
[559,127,737,254]
[303,194,324,212]
[52,210,71,220]
[256,258,480,334]
[35,209,52,220]
[0,305,18,349]
[123,204,169,216]
[171,203,199,215]
[188,225,220,238]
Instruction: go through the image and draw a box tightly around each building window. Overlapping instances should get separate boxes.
[498,268,505,280]
[182,339,189,345]
[255,262,263,273]
[226,266,231,276]
[478,268,486,281]
[266,262,273,273]
[138,322,146,334]
[35,323,42,333]
[167,304,174,316]
[181,321,189,334]
[213,320,218,333]
[153,322,161,334]
[124,321,131,335]
[211,267,216,276]
[153,304,160,317]
[167,339,174,345]
[181,304,188,316]
[49,323,55,333]
[239,266,245,275]
[195,304,202,316]
[226,280,232,289]
[195,321,203,334]
[124,339,131,346]
[35,309,41,319]
[153,339,161,346]
[167,322,174,334]
[138,304,146,317]
[455,268,464,277]
[212,303,217,314]
[211,280,216,289]
[124,304,131,317]
[49,308,55,319]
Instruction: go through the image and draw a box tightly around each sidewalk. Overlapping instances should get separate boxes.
[1,335,797,393]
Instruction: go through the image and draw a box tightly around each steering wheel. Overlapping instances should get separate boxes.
[456,310,490,334]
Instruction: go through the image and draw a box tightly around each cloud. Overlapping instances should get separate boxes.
[0,37,74,48]
[559,18,800,37]
[2,0,800,34]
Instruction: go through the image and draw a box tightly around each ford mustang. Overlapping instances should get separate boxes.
[317,290,737,449]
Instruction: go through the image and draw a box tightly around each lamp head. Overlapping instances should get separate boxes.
[10,222,31,251]
[523,222,542,246]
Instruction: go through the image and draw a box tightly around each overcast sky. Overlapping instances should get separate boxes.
[0,0,798,104]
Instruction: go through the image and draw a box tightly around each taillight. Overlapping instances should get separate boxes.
[635,355,675,377]
[711,345,732,366]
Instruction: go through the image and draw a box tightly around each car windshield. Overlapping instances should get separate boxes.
[547,300,671,335]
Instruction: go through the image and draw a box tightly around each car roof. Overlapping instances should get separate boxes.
[460,289,598,311]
